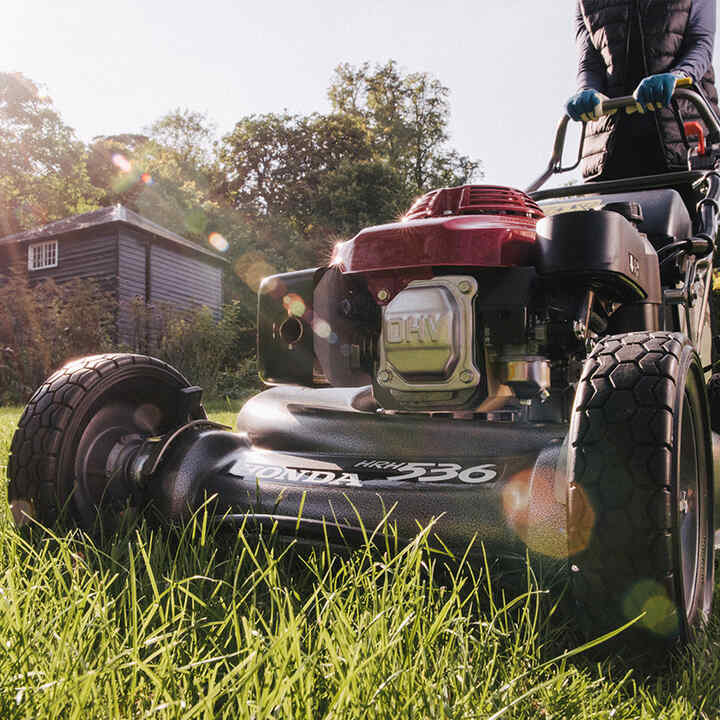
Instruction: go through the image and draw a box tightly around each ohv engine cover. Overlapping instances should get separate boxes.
[374,276,484,410]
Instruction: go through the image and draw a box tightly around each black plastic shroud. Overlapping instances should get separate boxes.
[535,210,662,305]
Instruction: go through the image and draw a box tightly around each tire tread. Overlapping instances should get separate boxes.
[7,353,189,525]
[569,331,697,640]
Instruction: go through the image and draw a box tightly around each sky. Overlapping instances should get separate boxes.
[4,0,720,191]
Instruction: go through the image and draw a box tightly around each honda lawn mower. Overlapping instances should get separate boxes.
[8,82,720,646]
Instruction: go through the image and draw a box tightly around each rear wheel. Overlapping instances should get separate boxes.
[7,354,204,528]
[568,332,714,646]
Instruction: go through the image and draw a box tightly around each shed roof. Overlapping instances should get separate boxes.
[0,205,229,263]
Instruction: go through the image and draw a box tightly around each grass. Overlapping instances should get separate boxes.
[1,405,720,718]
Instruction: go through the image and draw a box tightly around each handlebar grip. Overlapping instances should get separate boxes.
[625,76,694,115]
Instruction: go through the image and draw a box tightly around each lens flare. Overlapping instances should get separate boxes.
[208,232,229,252]
[133,403,162,433]
[112,153,132,173]
[567,482,595,557]
[502,461,578,560]
[313,318,331,338]
[502,470,531,534]
[283,293,307,317]
[330,241,348,266]
[234,251,276,293]
[622,580,679,636]
[260,276,283,296]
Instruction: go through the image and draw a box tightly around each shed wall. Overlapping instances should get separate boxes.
[150,243,223,316]
[0,232,117,291]
[117,231,148,345]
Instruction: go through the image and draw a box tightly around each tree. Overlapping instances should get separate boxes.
[314,159,406,235]
[329,61,481,195]
[86,110,231,249]
[87,110,225,219]
[86,133,150,207]
[221,112,373,220]
[146,108,217,171]
[0,72,101,236]
[220,110,394,245]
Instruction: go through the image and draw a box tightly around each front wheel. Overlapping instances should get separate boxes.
[7,354,204,528]
[568,332,714,646]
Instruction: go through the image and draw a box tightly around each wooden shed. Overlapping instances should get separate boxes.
[0,205,227,344]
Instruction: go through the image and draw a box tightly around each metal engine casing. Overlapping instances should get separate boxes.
[373,276,484,410]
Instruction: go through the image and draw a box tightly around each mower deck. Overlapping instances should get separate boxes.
[158,387,571,561]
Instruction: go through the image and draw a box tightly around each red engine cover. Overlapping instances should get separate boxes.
[329,185,544,303]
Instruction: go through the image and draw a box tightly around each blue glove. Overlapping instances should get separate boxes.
[565,89,610,122]
[633,73,679,113]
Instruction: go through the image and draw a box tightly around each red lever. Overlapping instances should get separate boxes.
[684,121,707,156]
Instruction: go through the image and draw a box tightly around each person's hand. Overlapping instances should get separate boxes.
[633,73,679,112]
[565,89,610,122]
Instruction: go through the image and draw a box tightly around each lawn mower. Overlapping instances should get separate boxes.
[8,82,720,646]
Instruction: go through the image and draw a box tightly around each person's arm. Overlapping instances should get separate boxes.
[567,2,611,121]
[635,0,715,111]
[576,3,606,91]
[673,0,716,83]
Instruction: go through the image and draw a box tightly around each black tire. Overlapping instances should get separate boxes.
[568,331,714,646]
[7,353,204,528]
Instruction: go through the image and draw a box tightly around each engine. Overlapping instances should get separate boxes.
[257,185,661,422]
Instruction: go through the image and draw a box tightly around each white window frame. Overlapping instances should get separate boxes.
[28,240,58,271]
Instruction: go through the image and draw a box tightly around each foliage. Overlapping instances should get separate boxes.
[0,274,115,404]
[0,73,101,236]
[156,305,230,394]
[328,60,482,196]
[0,272,257,405]
[86,133,150,208]
[314,158,406,235]
[87,113,228,250]
[221,112,374,219]
[147,108,218,171]
[123,298,260,401]
[214,360,262,401]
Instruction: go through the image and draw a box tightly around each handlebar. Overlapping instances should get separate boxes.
[526,79,720,193]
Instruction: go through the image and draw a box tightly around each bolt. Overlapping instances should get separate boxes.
[377,370,392,383]
[679,490,690,515]
[459,370,474,384]
[377,289,390,302]
[458,280,473,294]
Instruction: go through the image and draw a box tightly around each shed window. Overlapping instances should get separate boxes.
[28,240,58,271]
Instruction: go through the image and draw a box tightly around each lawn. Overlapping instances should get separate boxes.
[1,404,719,718]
